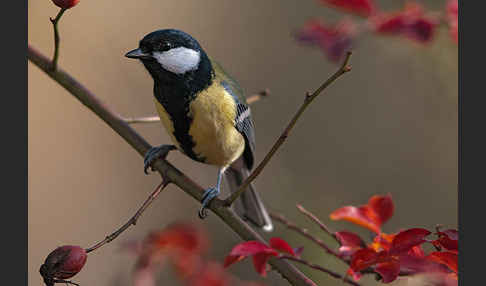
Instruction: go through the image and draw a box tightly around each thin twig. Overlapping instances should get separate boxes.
[85,180,169,253]
[225,52,352,206]
[125,116,161,124]
[270,212,343,261]
[296,204,338,243]
[49,8,66,71]
[28,45,317,286]
[246,88,270,104]
[124,89,270,124]
[280,255,361,286]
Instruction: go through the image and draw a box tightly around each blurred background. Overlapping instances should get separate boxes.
[28,0,457,285]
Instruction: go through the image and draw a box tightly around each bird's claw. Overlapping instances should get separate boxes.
[143,145,176,174]
[198,187,219,219]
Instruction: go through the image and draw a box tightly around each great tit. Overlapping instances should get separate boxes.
[125,29,273,232]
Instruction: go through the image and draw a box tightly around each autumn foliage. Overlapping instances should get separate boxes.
[37,1,457,286]
[123,223,265,286]
[296,0,458,62]
[226,194,458,285]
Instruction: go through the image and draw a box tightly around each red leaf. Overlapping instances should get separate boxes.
[252,252,277,277]
[405,17,438,43]
[335,231,365,257]
[330,194,396,233]
[295,19,355,63]
[446,0,458,22]
[226,241,276,257]
[370,233,395,252]
[368,194,394,226]
[434,229,458,252]
[389,228,431,255]
[223,255,245,268]
[146,222,209,255]
[408,245,425,258]
[350,248,389,272]
[319,0,377,17]
[427,251,458,273]
[130,222,209,280]
[336,231,366,247]
[269,237,296,256]
[224,241,278,273]
[374,261,401,283]
[446,0,458,43]
[330,205,381,233]
[371,3,438,44]
[347,268,363,281]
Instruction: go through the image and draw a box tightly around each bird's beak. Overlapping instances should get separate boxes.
[125,48,151,59]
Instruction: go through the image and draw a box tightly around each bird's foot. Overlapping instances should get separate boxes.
[143,145,176,174]
[198,187,220,219]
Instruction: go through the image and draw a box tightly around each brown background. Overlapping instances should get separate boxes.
[28,1,457,285]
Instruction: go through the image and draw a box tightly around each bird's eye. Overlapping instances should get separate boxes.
[161,42,171,51]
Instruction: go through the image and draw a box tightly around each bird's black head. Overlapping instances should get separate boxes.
[126,29,213,90]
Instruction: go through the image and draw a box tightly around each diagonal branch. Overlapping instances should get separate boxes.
[270,212,343,262]
[85,180,169,253]
[296,204,338,243]
[28,45,317,286]
[280,255,360,286]
[225,52,352,206]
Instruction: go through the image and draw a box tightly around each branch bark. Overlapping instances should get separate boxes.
[280,255,361,286]
[225,52,352,205]
[28,45,317,286]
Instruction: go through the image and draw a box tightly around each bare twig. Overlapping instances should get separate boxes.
[28,45,317,286]
[124,89,270,124]
[246,88,270,104]
[125,116,161,124]
[296,204,338,243]
[85,180,169,253]
[49,8,66,70]
[225,52,352,206]
[280,255,361,286]
[270,212,343,261]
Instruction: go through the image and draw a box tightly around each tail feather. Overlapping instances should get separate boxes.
[224,162,273,232]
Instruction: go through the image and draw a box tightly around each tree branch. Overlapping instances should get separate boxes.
[85,180,169,253]
[270,212,343,262]
[225,52,352,206]
[28,45,317,286]
[49,8,67,70]
[280,255,360,286]
[296,204,338,243]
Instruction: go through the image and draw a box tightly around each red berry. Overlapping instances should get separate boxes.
[40,245,87,285]
[52,0,80,9]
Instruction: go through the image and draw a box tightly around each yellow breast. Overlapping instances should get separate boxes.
[188,83,245,167]
[152,83,245,167]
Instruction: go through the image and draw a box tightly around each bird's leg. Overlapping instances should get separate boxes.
[143,144,177,174]
[199,168,224,219]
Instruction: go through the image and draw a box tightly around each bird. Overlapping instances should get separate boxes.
[125,29,273,231]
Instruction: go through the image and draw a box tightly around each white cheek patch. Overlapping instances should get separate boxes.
[153,47,201,74]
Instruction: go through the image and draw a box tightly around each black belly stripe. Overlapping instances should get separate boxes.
[156,89,203,162]
[148,51,214,163]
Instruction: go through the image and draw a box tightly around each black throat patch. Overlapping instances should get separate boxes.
[147,53,213,162]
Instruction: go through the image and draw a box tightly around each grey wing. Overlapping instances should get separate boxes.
[235,102,256,169]
[220,79,256,170]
